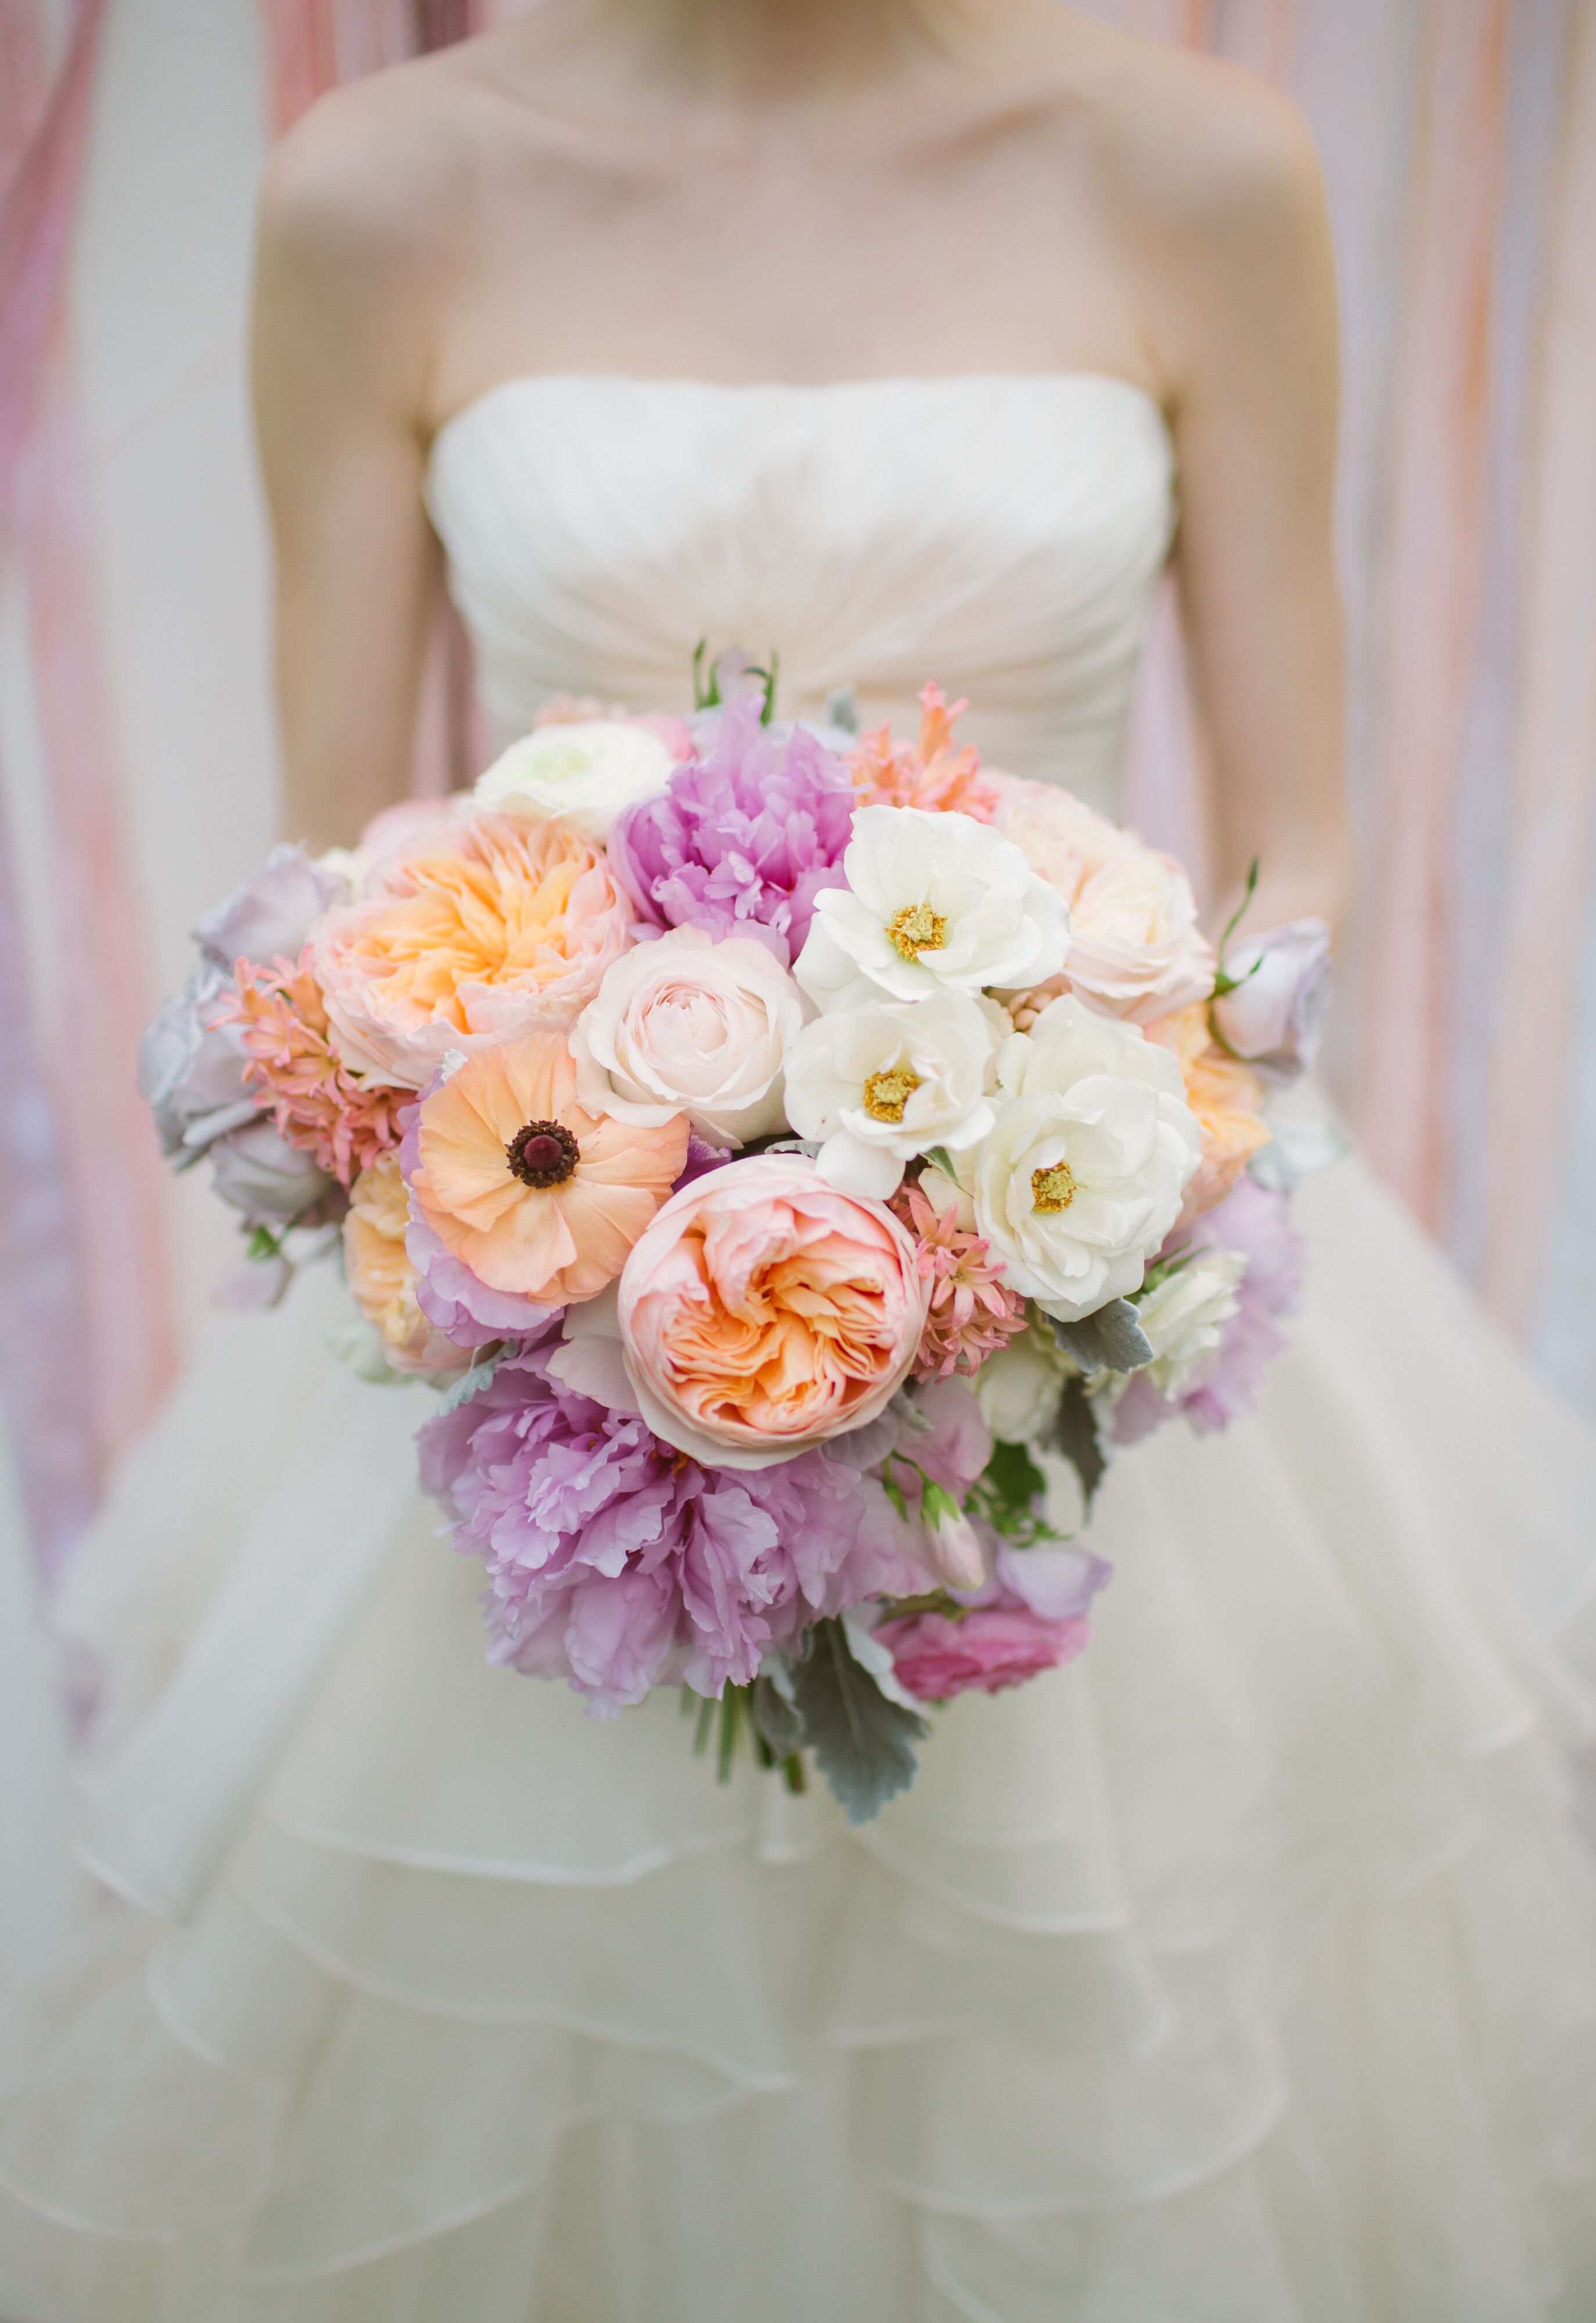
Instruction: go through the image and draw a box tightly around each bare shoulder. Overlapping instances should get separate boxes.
[1027,13,1334,393]
[1048,17,1325,249]
[256,55,489,298]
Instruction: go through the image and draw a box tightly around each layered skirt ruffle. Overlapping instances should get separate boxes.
[3,1157,1596,2322]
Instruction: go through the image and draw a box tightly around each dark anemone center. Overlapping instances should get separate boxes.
[505,1118,580,1189]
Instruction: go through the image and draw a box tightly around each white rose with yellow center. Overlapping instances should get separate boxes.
[794,805,1070,1013]
[783,990,1002,1199]
[969,994,1200,1321]
[473,719,676,839]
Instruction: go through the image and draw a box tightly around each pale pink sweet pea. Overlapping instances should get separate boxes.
[1211,919,1332,1084]
[617,1154,930,1470]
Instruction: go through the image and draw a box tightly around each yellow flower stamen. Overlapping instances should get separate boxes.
[1030,1160,1078,1214]
[861,1065,922,1123]
[886,901,948,961]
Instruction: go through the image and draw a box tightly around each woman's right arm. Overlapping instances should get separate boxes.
[251,92,453,851]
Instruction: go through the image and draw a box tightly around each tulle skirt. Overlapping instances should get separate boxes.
[3,1156,1596,2322]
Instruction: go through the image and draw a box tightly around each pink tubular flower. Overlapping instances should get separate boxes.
[849,684,1007,822]
[876,1599,1091,1703]
[889,1177,1027,1382]
[617,1154,930,1469]
[221,948,405,1185]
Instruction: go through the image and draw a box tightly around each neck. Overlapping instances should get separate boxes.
[584,0,977,105]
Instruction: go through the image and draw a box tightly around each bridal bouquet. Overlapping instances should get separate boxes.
[141,663,1329,1818]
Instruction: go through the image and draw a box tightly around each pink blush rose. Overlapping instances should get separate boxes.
[876,1602,1091,1703]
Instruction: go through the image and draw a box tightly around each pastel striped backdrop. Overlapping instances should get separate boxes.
[1,0,1594,1592]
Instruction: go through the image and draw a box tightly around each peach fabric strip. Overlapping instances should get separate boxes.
[0,0,175,1573]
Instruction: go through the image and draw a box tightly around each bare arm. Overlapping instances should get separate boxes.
[251,91,450,851]
[1127,73,1350,936]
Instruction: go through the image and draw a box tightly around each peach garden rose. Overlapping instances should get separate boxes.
[617,1153,930,1470]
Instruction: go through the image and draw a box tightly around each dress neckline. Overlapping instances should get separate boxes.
[427,368,1171,474]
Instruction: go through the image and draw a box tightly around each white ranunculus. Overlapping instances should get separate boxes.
[970,994,1201,1322]
[569,927,804,1146]
[1212,918,1332,1083]
[473,719,676,839]
[794,806,1070,1014]
[1132,1249,1247,1400]
[782,990,1001,1199]
[973,1325,1072,1444]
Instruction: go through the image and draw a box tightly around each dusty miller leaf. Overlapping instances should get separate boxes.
[1041,1375,1108,1513]
[751,1672,807,1761]
[1051,1300,1153,1375]
[789,1618,928,1825]
[434,1350,506,1416]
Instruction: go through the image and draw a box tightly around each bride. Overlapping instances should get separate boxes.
[4,3,1596,2316]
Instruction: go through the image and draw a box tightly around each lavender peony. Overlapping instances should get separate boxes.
[607,696,856,968]
[419,1336,921,1710]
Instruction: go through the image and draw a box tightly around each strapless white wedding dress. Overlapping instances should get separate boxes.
[5,375,1596,2323]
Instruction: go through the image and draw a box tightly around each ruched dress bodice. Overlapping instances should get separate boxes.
[425,372,1175,808]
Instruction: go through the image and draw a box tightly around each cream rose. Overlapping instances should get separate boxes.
[969,994,1201,1321]
[973,1324,1073,1444]
[782,990,1002,1199]
[1093,1249,1246,1410]
[997,781,1214,1024]
[473,720,676,839]
[569,928,804,1147]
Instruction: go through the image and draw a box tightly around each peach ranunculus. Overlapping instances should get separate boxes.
[995,779,1216,1024]
[849,684,1007,822]
[408,1027,689,1308]
[1146,1003,1271,1222]
[617,1153,930,1470]
[312,811,636,1089]
[343,1150,465,1375]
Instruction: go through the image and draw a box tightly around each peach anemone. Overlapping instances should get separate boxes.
[313,810,635,1089]
[409,1030,689,1308]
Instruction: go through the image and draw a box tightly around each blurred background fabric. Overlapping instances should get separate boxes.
[1,0,1594,1605]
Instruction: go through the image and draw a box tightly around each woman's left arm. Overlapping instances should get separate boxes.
[1132,75,1350,937]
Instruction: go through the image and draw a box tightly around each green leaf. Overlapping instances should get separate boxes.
[1043,1376,1107,1513]
[755,648,779,724]
[919,1477,962,1529]
[789,1617,927,1825]
[692,638,720,711]
[880,1464,910,1522]
[247,1224,284,1263]
[1051,1300,1153,1375]
[1215,855,1260,972]
[965,1437,1062,1548]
